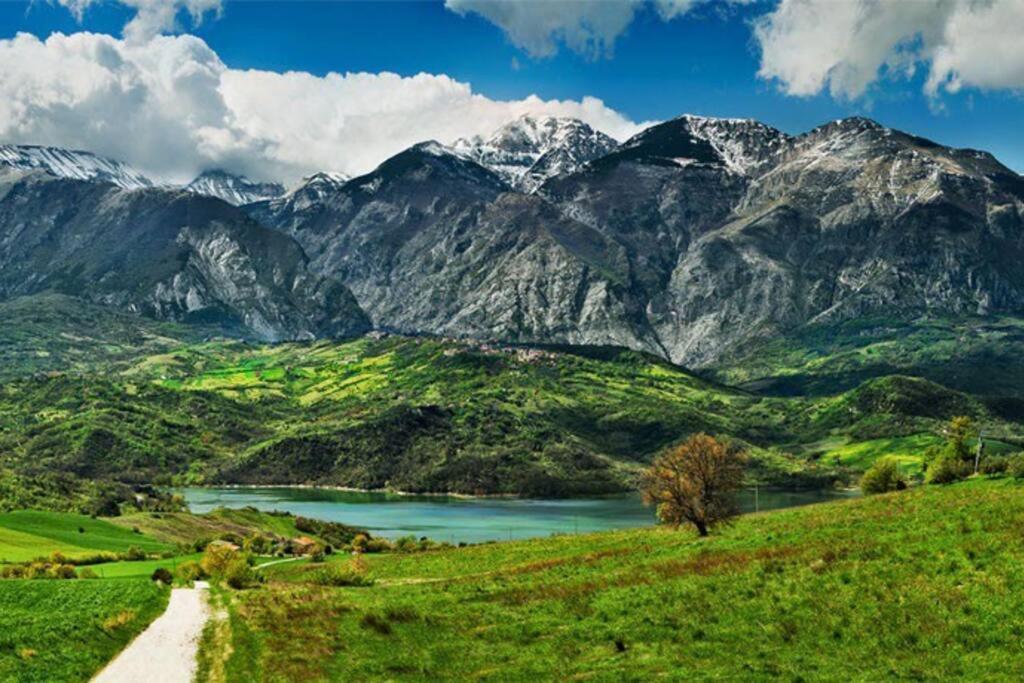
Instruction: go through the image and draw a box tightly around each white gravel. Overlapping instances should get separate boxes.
[92,582,211,683]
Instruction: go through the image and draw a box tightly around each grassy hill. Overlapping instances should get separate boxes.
[1,296,1022,509]
[0,294,207,380]
[0,511,172,563]
[708,315,1024,403]
[206,478,1024,681]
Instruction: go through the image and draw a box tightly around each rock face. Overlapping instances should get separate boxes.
[0,168,369,341]
[0,144,153,190]
[184,169,285,206]
[256,114,1024,366]
[452,116,619,192]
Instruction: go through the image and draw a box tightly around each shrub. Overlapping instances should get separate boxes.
[78,567,99,579]
[223,559,261,590]
[364,538,393,553]
[1008,454,1024,479]
[176,561,206,582]
[201,543,241,577]
[311,560,374,587]
[0,565,26,579]
[49,564,78,580]
[351,534,369,552]
[151,567,174,584]
[394,536,419,553]
[309,545,327,563]
[980,457,1009,476]
[927,455,971,485]
[124,546,147,562]
[860,457,908,494]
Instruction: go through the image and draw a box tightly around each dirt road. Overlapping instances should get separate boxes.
[92,581,210,683]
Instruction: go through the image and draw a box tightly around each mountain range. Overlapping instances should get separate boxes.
[2,113,1022,368]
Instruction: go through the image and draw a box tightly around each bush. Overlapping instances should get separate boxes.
[394,536,419,553]
[223,559,261,590]
[151,567,173,585]
[176,561,206,583]
[927,455,971,485]
[0,565,26,579]
[980,457,1009,476]
[49,564,78,580]
[78,567,99,579]
[124,546,147,562]
[1008,454,1024,479]
[860,457,908,494]
[311,560,374,587]
[200,543,242,577]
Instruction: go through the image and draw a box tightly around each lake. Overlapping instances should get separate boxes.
[180,487,858,544]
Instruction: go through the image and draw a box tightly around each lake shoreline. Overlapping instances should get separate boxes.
[178,482,639,502]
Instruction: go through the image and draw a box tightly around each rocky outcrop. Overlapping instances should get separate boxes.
[0,168,369,341]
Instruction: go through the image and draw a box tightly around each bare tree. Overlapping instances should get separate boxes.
[640,433,746,536]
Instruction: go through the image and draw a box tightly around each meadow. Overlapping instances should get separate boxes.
[0,511,171,563]
[207,478,1024,681]
[0,579,168,682]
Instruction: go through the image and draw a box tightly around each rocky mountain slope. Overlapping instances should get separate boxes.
[0,144,153,190]
[251,140,663,352]
[184,169,285,206]
[452,115,618,192]
[0,167,369,341]
[255,114,1024,367]
[5,113,1022,367]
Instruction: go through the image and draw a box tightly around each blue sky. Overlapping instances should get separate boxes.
[1,0,1021,179]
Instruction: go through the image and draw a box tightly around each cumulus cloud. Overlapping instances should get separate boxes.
[754,0,1024,99]
[444,0,721,58]
[54,0,222,42]
[0,31,648,184]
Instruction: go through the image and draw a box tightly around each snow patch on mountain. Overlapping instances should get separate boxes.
[0,144,153,190]
[453,116,618,192]
[185,170,285,206]
[678,115,790,176]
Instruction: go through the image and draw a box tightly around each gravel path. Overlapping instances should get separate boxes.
[92,581,210,683]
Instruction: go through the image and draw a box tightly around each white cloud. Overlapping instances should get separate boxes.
[754,0,1024,99]
[54,0,222,42]
[445,0,725,58]
[0,31,648,185]
[445,0,642,58]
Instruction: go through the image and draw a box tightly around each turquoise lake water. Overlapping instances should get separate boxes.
[181,487,857,544]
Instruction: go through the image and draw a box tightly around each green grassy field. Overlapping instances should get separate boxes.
[0,511,172,563]
[78,553,205,579]
[208,479,1024,681]
[0,579,168,682]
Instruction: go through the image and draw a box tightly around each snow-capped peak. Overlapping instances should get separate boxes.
[0,144,153,190]
[262,170,351,212]
[452,115,618,192]
[185,169,285,206]
[676,115,790,176]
